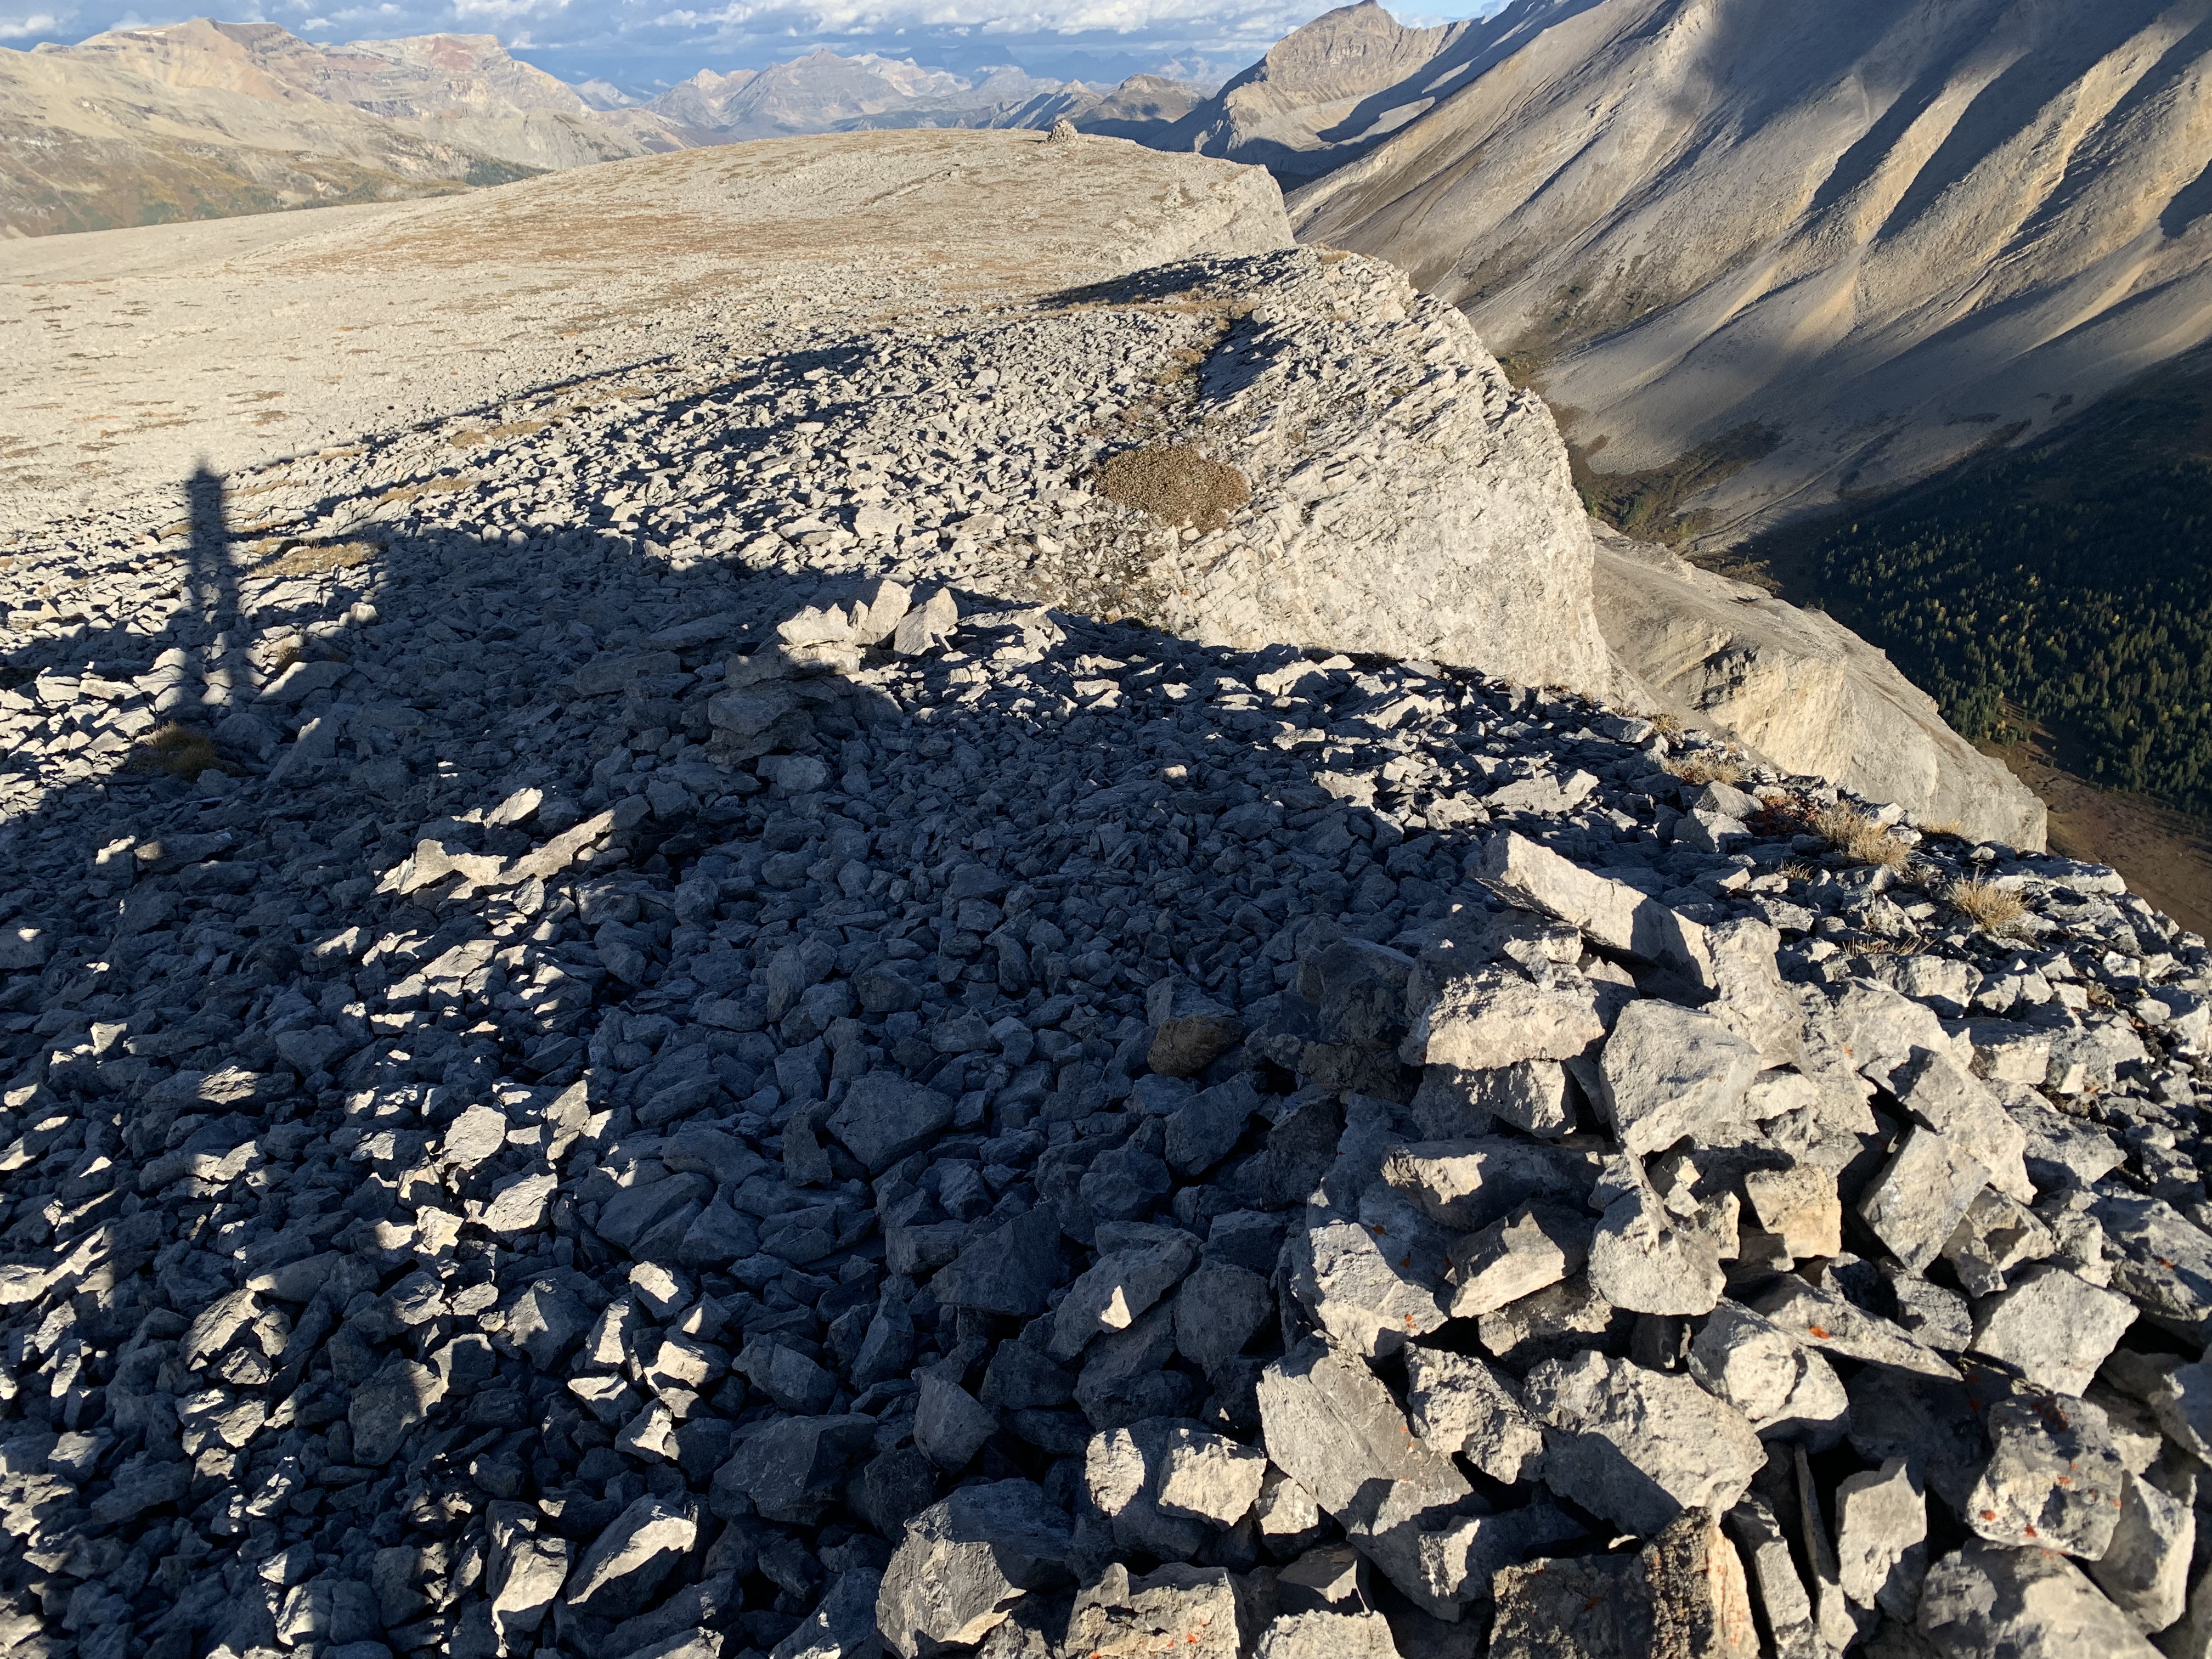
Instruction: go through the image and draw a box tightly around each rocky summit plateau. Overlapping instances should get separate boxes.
[0,129,2194,1659]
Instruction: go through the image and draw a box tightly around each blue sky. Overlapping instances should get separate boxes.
[0,0,1492,91]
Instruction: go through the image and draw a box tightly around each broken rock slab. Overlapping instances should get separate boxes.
[1835,1457,1927,1622]
[1476,832,1714,986]
[1918,1539,2162,1659]
[1401,967,1607,1071]
[1063,1562,1244,1659]
[1420,1059,1573,1139]
[1147,976,1246,1080]
[876,1480,1074,1659]
[2090,1186,2212,1346]
[1750,1277,1964,1380]
[1255,1345,1473,1609]
[1381,1138,1604,1233]
[1597,1000,1760,1156]
[1049,1223,1198,1362]
[1892,1048,2034,1205]
[1445,1203,1593,1319]
[1965,1395,2131,1558]
[1253,1607,1401,1657]
[1521,1351,1765,1537]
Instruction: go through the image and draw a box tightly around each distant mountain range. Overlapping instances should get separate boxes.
[0,20,1224,236]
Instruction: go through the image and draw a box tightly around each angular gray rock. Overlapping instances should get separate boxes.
[1402,967,1607,1071]
[1445,1203,1592,1319]
[565,1497,698,1621]
[1286,1190,1449,1359]
[2088,1471,2194,1635]
[826,1073,956,1173]
[1968,1265,2137,1397]
[1965,1396,2131,1557]
[1835,1458,1927,1622]
[1052,1224,1198,1361]
[1918,1539,2162,1659]
[1254,1607,1400,1658]
[915,1374,998,1471]
[1686,1301,1849,1448]
[1255,1345,1473,1608]
[1402,1345,1546,1483]
[1062,1561,1244,1659]
[876,1481,1073,1659]
[1586,1185,1726,1317]
[1521,1351,1765,1537]
[1598,1001,1760,1156]
[1858,1126,1991,1274]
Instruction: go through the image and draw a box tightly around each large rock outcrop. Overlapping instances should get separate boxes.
[1592,528,2047,849]
[1137,251,1625,703]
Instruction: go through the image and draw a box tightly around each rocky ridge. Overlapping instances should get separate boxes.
[2,173,2210,1658]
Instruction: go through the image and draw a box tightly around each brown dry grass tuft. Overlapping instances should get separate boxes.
[127,723,225,778]
[1949,875,2029,934]
[451,420,550,449]
[1667,752,1745,787]
[260,540,378,577]
[1917,817,1967,840]
[1813,804,1911,869]
[1093,443,1250,533]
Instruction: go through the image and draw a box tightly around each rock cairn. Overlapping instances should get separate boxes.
[2,257,2209,1659]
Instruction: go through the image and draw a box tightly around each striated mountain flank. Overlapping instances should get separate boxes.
[1289,0,2212,544]
[0,20,696,235]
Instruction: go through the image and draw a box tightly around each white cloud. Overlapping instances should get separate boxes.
[450,0,571,21]
[664,0,1324,44]
[0,7,70,35]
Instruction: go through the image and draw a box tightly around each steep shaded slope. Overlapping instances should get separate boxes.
[1758,349,2212,815]
[1290,0,2212,544]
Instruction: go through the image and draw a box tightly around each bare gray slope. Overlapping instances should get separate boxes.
[1591,526,2043,848]
[1290,0,2212,543]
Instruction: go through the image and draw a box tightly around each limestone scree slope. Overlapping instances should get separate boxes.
[0,131,2187,1659]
